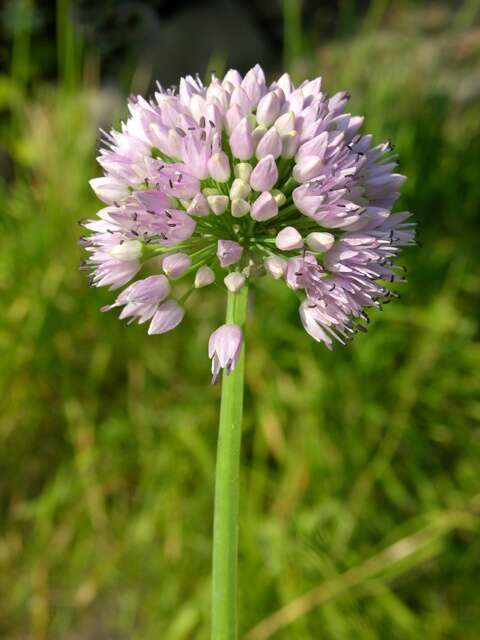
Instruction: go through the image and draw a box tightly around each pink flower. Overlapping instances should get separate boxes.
[82,65,415,373]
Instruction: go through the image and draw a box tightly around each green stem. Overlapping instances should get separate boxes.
[212,285,249,640]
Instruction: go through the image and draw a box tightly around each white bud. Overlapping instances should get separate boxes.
[224,272,246,293]
[234,162,252,181]
[264,255,287,279]
[110,239,142,261]
[207,195,229,215]
[271,189,287,206]
[208,152,231,182]
[231,198,250,218]
[229,178,251,200]
[194,265,216,288]
[275,111,296,135]
[275,226,304,251]
[281,131,300,159]
[305,232,335,252]
[252,125,267,146]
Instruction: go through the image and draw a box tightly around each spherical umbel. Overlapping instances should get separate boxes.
[82,64,415,378]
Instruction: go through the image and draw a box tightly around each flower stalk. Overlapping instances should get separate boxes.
[212,285,248,640]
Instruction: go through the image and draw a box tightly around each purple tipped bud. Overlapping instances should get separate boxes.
[256,91,283,126]
[110,240,142,261]
[264,255,287,279]
[276,72,294,96]
[148,299,184,335]
[208,152,231,182]
[230,118,254,160]
[207,195,229,215]
[187,192,209,216]
[249,155,278,191]
[223,68,242,87]
[255,127,282,159]
[250,191,278,221]
[231,198,250,218]
[208,324,243,383]
[275,226,304,251]
[194,265,215,288]
[306,232,335,252]
[224,272,246,292]
[241,64,266,107]
[162,252,191,278]
[217,240,243,267]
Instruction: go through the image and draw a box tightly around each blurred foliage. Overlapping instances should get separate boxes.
[1,1,480,639]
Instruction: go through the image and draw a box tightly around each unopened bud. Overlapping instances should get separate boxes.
[208,152,231,182]
[207,195,229,215]
[264,255,287,279]
[275,226,303,251]
[224,272,246,292]
[231,198,250,218]
[306,232,335,252]
[234,162,252,182]
[194,265,215,288]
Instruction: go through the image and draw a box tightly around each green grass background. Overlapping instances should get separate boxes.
[1,1,480,638]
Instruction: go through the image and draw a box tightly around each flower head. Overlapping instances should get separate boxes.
[81,65,415,375]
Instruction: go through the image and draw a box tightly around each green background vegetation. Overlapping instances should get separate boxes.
[1,1,479,638]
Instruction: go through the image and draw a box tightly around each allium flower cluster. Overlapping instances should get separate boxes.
[81,65,415,378]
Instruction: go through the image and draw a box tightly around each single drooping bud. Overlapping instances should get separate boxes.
[250,191,278,221]
[249,155,278,192]
[275,226,304,251]
[195,265,216,288]
[208,324,243,383]
[217,240,243,267]
[162,252,191,278]
[208,152,231,182]
[224,272,246,292]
